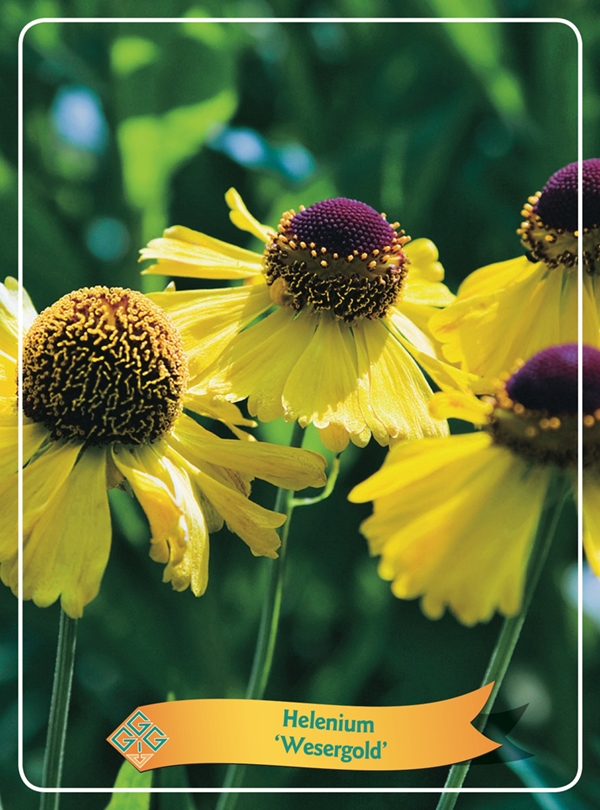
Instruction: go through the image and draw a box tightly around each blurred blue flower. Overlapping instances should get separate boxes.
[275,144,315,182]
[213,127,268,167]
[85,217,130,261]
[51,86,108,153]
[209,125,315,183]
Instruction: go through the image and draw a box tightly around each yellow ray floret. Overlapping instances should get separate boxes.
[350,432,551,625]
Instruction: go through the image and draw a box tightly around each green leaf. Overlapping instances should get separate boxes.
[104,760,152,810]
[111,37,159,77]
[431,12,527,123]
[117,88,237,239]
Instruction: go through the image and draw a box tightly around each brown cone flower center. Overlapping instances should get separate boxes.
[263,197,410,322]
[22,286,188,445]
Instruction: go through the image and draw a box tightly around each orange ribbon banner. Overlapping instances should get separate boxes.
[108,684,499,772]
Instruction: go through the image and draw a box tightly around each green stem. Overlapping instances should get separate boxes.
[435,471,570,810]
[40,610,78,810]
[216,421,305,810]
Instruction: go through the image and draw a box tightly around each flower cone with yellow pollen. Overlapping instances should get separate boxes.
[0,280,326,618]
[140,190,471,452]
[349,344,597,625]
[430,159,600,392]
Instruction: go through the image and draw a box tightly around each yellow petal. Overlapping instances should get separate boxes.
[428,391,493,425]
[402,278,455,307]
[0,277,37,359]
[354,320,447,443]
[141,224,264,279]
[8,447,111,618]
[111,444,185,565]
[0,395,16,415]
[225,187,274,243]
[170,413,327,491]
[349,432,491,503]
[200,306,315,424]
[282,315,366,444]
[583,476,600,577]
[0,418,50,555]
[387,308,477,392]
[183,392,257,440]
[159,453,210,597]
[0,276,37,397]
[0,416,47,480]
[403,239,445,282]
[0,351,16,397]
[193,466,283,558]
[18,442,82,547]
[149,284,272,380]
[429,263,548,386]
[457,255,541,298]
[356,438,550,625]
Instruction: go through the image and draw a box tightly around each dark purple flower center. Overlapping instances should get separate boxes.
[535,158,600,232]
[290,198,396,256]
[506,344,600,415]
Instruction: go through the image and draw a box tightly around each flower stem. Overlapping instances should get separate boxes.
[40,609,78,810]
[215,421,305,809]
[435,471,570,810]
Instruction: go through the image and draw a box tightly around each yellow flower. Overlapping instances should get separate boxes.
[140,190,469,452]
[349,344,597,625]
[0,279,326,618]
[429,159,600,392]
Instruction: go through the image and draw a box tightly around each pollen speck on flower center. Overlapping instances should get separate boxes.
[22,287,188,445]
[263,197,411,322]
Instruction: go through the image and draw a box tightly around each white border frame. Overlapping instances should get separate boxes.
[17,15,584,796]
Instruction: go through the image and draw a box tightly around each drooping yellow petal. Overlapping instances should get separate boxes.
[456,255,542,299]
[0,277,37,395]
[386,306,439,356]
[417,459,549,624]
[193,466,284,558]
[158,451,210,597]
[11,442,82,558]
[0,415,47,480]
[141,224,264,279]
[350,432,491,503]
[428,390,493,425]
[198,306,316,424]
[2,447,111,619]
[182,392,256,440]
[0,277,37,357]
[0,416,49,554]
[0,351,16,398]
[353,436,550,625]
[200,470,284,556]
[403,238,445,282]
[583,476,600,577]
[402,277,455,307]
[429,262,548,387]
[169,412,327,491]
[387,308,477,392]
[149,284,273,380]
[282,315,366,451]
[111,443,185,566]
[225,187,274,243]
[354,320,447,444]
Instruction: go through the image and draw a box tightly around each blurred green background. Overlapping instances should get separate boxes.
[1,2,599,809]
